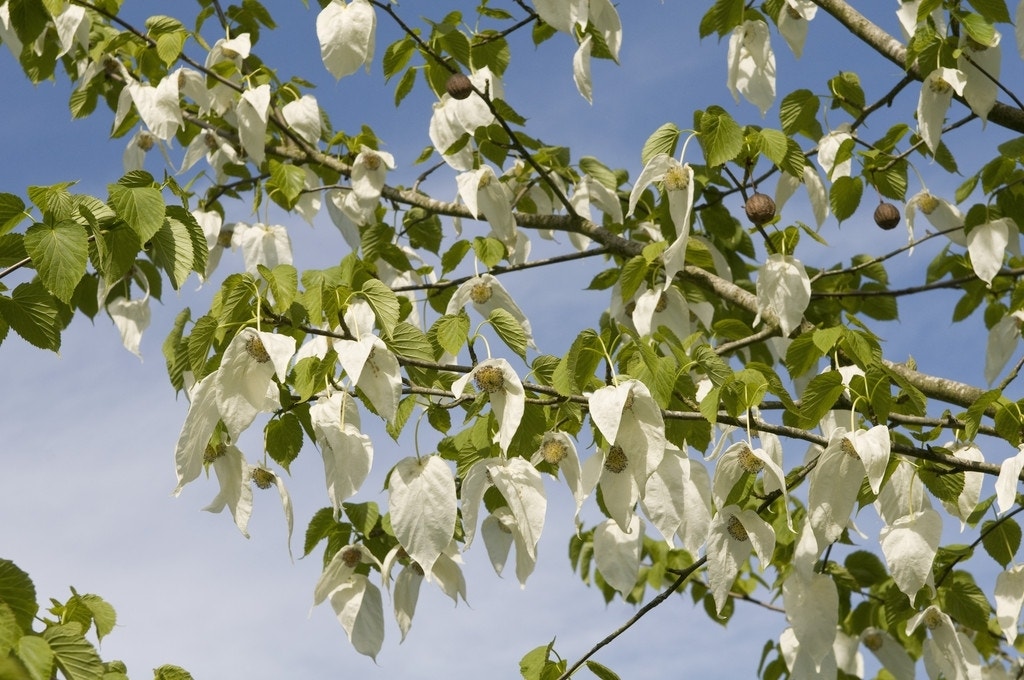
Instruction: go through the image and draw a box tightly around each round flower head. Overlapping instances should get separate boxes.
[451,358,525,454]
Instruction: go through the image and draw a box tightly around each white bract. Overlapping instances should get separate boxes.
[755,254,810,337]
[202,442,253,538]
[996,445,1024,514]
[917,68,967,154]
[106,294,150,359]
[906,190,964,248]
[627,154,694,283]
[282,94,322,145]
[706,505,775,613]
[456,166,516,246]
[727,20,776,116]
[593,515,642,595]
[451,358,525,454]
[985,310,1024,384]
[775,163,828,228]
[959,30,1001,122]
[446,274,536,349]
[777,0,816,58]
[531,431,585,517]
[641,446,712,556]
[967,217,1014,285]
[310,393,373,518]
[532,0,621,101]
[216,328,295,439]
[995,565,1024,644]
[388,455,457,578]
[317,0,376,79]
[237,84,271,164]
[428,67,502,170]
[816,126,854,180]
[231,222,293,275]
[879,508,942,599]
[584,380,666,531]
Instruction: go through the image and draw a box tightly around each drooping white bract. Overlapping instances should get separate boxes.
[327,574,385,660]
[906,190,963,250]
[317,0,376,79]
[573,34,594,104]
[874,458,928,526]
[231,222,293,275]
[985,310,1024,384]
[531,431,585,517]
[778,626,840,680]
[349,146,395,213]
[174,374,221,495]
[641,445,712,557]
[282,94,322,145]
[782,564,839,673]
[53,4,89,58]
[571,174,623,251]
[816,126,854,180]
[967,217,1015,285]
[380,545,422,641]
[114,68,183,141]
[123,130,160,172]
[593,515,642,595]
[388,455,457,579]
[313,544,382,607]
[775,163,828,228]
[859,628,915,680]
[180,130,240,183]
[907,605,982,680]
[727,20,776,116]
[940,442,985,528]
[627,155,694,284]
[918,68,967,154]
[202,442,253,538]
[106,294,150,359]
[202,33,250,114]
[451,358,525,455]
[995,565,1024,644]
[712,438,787,511]
[880,507,942,599]
[336,300,401,424]
[456,165,516,246]
[777,0,816,58]
[584,380,666,531]
[428,67,502,170]
[446,273,536,349]
[755,254,810,337]
[996,445,1024,514]
[214,327,296,440]
[310,392,373,518]
[532,0,621,101]
[237,83,271,164]
[807,427,870,549]
[896,0,947,40]
[706,505,775,613]
[249,464,295,558]
[481,507,536,586]
[959,30,1001,122]
[631,283,690,340]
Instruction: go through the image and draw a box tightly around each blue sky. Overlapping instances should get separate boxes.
[1,2,1021,678]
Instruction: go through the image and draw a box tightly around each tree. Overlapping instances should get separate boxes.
[2,0,1024,677]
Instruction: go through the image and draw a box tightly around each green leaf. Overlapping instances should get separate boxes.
[981,517,1021,568]
[618,255,648,303]
[433,313,470,357]
[259,264,298,314]
[698,107,743,167]
[845,550,888,587]
[149,216,194,290]
[0,194,27,235]
[382,36,415,81]
[267,160,308,210]
[779,89,822,139]
[385,321,435,362]
[0,560,37,632]
[16,635,53,680]
[0,281,62,351]
[966,0,1011,24]
[488,307,528,358]
[266,412,303,472]
[22,220,88,303]
[43,625,103,680]
[519,640,557,680]
[552,329,602,396]
[360,278,400,338]
[796,370,845,426]
[585,660,622,680]
[919,463,965,504]
[107,181,165,243]
[152,665,194,680]
[640,123,680,167]
[472,236,505,268]
[579,156,620,191]
[829,176,863,223]
[936,571,991,632]
[959,12,997,46]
